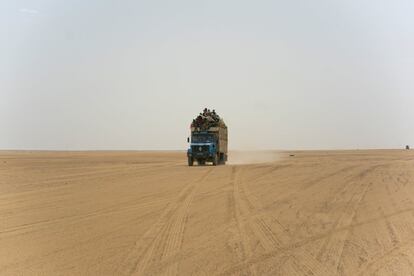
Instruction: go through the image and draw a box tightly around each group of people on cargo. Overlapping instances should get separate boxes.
[191,108,221,129]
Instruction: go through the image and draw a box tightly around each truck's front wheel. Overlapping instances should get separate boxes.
[212,154,218,166]
[188,156,194,166]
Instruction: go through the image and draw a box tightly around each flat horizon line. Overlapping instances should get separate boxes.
[0,148,409,153]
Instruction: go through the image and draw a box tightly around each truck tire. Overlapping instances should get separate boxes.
[212,154,218,166]
[188,157,193,166]
[219,153,225,165]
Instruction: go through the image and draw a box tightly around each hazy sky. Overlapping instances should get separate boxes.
[2,0,414,150]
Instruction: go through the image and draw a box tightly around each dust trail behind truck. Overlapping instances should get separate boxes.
[187,109,228,166]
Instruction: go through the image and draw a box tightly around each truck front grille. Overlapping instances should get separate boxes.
[192,145,209,153]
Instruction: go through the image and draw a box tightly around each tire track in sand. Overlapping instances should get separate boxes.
[316,165,387,266]
[116,168,212,276]
[227,166,334,275]
[357,237,414,275]
[230,166,256,275]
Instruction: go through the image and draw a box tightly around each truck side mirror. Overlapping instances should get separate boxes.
[187,137,190,143]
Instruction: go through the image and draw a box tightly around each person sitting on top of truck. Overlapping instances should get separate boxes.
[212,110,220,122]
[196,115,203,126]
[192,108,223,129]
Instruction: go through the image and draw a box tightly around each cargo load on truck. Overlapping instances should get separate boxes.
[191,108,226,130]
[187,108,228,166]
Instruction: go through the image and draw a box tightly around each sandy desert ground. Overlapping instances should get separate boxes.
[1,150,414,275]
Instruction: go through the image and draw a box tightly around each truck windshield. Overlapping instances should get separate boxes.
[192,134,214,143]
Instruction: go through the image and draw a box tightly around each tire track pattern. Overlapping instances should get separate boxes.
[223,164,393,275]
[117,168,212,276]
[230,167,256,275]
[226,166,334,275]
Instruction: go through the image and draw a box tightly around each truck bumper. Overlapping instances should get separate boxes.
[192,153,211,159]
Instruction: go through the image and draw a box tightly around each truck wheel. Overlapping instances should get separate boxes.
[219,153,225,165]
[212,154,218,166]
[188,157,193,166]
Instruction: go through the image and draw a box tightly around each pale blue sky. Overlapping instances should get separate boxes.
[2,0,414,150]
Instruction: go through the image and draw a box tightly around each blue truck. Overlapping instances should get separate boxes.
[187,120,228,166]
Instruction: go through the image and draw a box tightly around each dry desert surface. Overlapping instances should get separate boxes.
[1,150,414,275]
